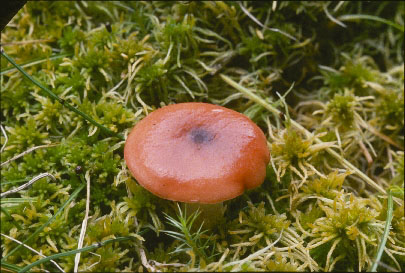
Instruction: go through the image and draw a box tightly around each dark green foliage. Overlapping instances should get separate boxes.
[58,27,85,52]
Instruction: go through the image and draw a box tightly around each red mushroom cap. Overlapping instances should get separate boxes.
[124,102,270,204]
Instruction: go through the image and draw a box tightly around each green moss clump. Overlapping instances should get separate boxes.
[377,90,404,133]
[326,93,356,129]
[301,171,350,200]
[2,117,49,156]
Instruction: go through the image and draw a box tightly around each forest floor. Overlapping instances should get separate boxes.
[1,2,404,272]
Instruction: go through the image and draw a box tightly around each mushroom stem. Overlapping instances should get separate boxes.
[183,202,226,230]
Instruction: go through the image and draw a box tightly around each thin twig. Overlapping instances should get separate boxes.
[74,172,91,272]
[0,173,56,198]
[1,233,65,273]
[0,39,54,46]
[323,3,347,28]
[208,248,230,271]
[1,144,59,167]
[150,260,185,268]
[359,140,373,166]
[139,247,158,272]
[0,125,8,153]
[358,120,403,150]
[238,2,297,41]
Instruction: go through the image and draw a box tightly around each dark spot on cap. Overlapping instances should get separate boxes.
[190,128,214,144]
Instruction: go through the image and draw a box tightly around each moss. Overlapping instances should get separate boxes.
[306,194,385,270]
[326,93,356,129]
[265,253,300,272]
[301,171,350,200]
[1,77,33,118]
[229,201,290,249]
[123,181,153,215]
[340,59,377,95]
[86,215,129,243]
[298,205,325,231]
[1,1,403,272]
[377,89,405,132]
[2,117,49,156]
[1,163,28,185]
[272,129,311,166]
[58,26,86,52]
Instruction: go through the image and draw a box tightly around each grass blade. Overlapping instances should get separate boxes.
[17,236,136,273]
[0,53,72,76]
[1,261,23,272]
[338,14,404,32]
[1,178,33,186]
[0,50,124,141]
[370,190,394,272]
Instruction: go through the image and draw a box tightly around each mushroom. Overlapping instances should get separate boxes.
[124,102,270,228]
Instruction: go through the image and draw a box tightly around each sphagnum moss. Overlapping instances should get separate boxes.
[1,1,404,272]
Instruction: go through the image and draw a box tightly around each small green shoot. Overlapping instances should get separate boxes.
[163,203,213,265]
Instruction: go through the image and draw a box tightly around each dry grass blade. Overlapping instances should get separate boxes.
[0,233,65,273]
[0,173,56,198]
